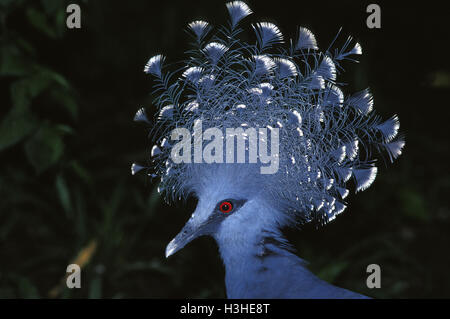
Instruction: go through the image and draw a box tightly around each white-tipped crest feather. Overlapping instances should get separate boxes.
[253,22,284,49]
[226,1,252,27]
[296,27,318,50]
[144,54,165,77]
[188,20,211,41]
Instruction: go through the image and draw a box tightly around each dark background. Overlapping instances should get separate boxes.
[0,0,449,298]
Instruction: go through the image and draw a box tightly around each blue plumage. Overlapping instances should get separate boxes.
[133,1,404,298]
[137,0,404,225]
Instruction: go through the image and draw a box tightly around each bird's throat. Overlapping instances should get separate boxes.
[214,226,305,298]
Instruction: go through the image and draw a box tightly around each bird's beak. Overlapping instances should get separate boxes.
[165,215,206,258]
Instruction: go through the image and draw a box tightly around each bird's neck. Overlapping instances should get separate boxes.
[212,203,368,299]
[216,225,287,268]
[214,220,313,298]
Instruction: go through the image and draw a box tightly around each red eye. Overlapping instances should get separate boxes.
[219,201,233,214]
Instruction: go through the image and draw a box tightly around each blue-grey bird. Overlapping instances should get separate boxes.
[133,1,404,298]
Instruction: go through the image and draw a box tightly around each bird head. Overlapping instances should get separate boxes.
[164,164,284,257]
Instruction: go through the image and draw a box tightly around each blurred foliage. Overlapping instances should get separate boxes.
[0,0,449,299]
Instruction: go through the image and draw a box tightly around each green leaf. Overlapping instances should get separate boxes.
[54,11,66,36]
[38,67,71,89]
[55,124,75,135]
[316,261,349,283]
[88,276,102,299]
[399,188,429,221]
[17,277,40,299]
[40,0,65,14]
[0,45,32,77]
[0,105,37,152]
[11,75,51,107]
[25,7,57,38]
[55,175,72,217]
[16,37,36,56]
[24,124,65,174]
[49,89,78,120]
[70,161,93,185]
